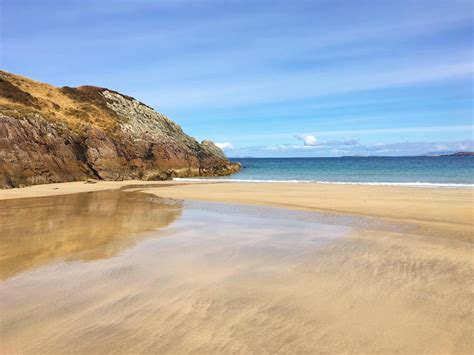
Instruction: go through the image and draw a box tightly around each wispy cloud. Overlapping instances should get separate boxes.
[229,140,474,158]
[221,125,474,142]
[294,134,359,147]
[367,140,474,155]
[134,60,473,110]
[306,124,474,137]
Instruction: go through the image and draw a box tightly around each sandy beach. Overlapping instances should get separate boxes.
[1,181,473,353]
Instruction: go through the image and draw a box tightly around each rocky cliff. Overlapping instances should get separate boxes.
[0,71,240,188]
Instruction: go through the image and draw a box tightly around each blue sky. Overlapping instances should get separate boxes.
[1,0,473,156]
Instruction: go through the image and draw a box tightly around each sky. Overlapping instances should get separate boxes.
[1,0,473,157]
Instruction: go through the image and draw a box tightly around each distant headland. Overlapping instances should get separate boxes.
[430,152,474,157]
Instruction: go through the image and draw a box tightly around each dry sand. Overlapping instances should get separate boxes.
[0,180,167,200]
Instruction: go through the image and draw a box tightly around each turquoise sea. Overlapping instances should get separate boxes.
[178,157,474,187]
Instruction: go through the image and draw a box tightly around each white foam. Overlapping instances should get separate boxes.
[173,178,474,188]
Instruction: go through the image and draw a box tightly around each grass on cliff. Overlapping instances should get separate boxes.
[0,70,120,133]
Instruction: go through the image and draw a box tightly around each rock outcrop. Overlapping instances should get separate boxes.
[0,70,240,188]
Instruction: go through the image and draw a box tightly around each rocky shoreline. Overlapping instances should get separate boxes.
[0,71,240,188]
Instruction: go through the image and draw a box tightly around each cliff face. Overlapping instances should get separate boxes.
[0,71,240,188]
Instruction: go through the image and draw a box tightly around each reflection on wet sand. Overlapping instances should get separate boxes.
[0,193,472,353]
[0,190,182,280]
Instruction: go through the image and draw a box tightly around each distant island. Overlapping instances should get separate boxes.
[431,152,474,157]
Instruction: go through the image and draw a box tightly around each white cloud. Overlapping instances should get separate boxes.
[295,134,318,146]
[215,142,234,150]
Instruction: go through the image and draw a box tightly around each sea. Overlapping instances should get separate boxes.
[176,156,474,188]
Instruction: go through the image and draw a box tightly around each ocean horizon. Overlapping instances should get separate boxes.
[176,156,474,187]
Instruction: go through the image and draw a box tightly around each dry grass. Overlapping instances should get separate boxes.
[0,70,120,132]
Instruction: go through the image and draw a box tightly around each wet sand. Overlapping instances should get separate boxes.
[0,184,473,353]
[0,190,182,280]
[1,180,472,240]
[143,182,474,241]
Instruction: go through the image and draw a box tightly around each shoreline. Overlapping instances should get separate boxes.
[174,178,474,188]
[0,180,472,241]
[0,179,472,201]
